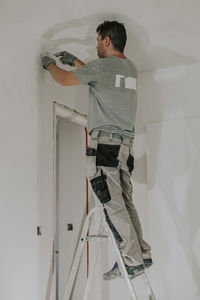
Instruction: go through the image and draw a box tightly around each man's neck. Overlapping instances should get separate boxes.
[106,52,126,59]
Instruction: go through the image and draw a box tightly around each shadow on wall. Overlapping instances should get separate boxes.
[146,118,200,298]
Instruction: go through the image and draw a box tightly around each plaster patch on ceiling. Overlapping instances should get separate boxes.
[44,24,90,41]
[40,13,200,71]
[2,1,200,71]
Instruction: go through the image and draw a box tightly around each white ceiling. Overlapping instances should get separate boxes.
[1,0,200,71]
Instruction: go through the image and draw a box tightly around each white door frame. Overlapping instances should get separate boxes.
[45,101,87,300]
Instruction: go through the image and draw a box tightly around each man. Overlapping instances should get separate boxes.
[42,21,152,280]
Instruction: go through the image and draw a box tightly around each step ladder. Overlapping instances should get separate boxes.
[62,187,156,300]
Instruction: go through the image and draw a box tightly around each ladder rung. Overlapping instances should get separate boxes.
[86,234,108,241]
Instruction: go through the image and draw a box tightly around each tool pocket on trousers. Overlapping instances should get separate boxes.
[127,153,134,174]
[90,170,111,204]
[96,144,120,167]
[86,147,97,178]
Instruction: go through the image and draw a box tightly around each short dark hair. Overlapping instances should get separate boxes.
[96,21,127,53]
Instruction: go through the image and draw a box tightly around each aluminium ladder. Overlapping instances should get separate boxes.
[62,188,156,300]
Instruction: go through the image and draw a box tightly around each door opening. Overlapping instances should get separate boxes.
[53,102,89,299]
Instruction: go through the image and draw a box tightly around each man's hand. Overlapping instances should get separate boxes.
[54,51,77,67]
[42,55,56,70]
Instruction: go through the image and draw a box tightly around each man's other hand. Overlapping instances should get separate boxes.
[42,55,56,70]
[54,51,77,66]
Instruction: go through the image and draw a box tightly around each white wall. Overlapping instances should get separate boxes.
[132,63,200,236]
[0,7,89,300]
[134,63,200,228]
[133,63,200,299]
[0,8,43,300]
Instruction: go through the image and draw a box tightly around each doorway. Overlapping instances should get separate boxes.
[53,102,89,299]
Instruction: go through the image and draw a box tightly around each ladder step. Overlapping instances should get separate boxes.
[86,234,108,241]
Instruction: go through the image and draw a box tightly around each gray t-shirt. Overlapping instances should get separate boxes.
[73,56,137,138]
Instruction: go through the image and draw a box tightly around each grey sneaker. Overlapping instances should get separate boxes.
[103,262,121,280]
[103,262,144,280]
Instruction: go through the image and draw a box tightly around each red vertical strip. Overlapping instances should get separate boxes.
[85,127,89,278]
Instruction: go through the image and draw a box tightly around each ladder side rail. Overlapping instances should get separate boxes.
[62,207,98,300]
[83,242,102,300]
[143,273,156,300]
[82,211,106,300]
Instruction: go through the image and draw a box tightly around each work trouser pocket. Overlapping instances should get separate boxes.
[90,170,111,204]
[86,146,97,178]
[96,143,121,167]
[126,146,134,174]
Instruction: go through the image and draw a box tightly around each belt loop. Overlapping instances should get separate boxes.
[122,137,131,146]
[109,132,113,141]
[91,129,100,139]
[89,129,100,151]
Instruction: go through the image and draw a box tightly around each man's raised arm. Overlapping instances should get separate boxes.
[54,51,85,68]
[41,50,85,86]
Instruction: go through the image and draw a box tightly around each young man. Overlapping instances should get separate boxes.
[42,21,153,279]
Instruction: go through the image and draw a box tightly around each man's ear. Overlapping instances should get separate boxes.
[105,36,111,47]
